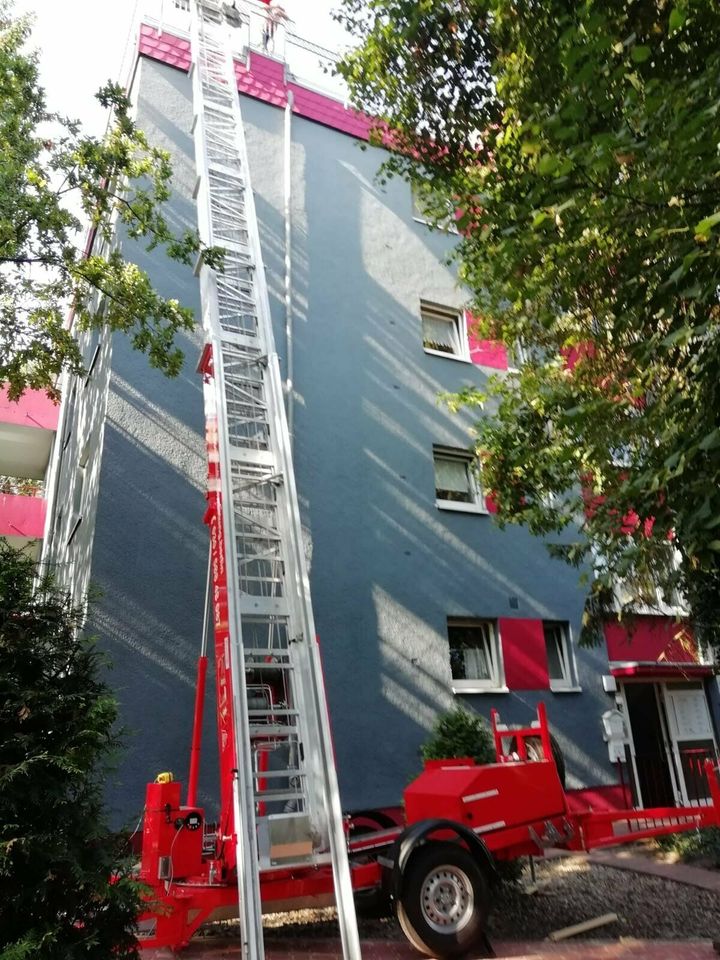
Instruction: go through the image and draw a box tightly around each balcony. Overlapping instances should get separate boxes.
[0,484,47,558]
[0,386,59,480]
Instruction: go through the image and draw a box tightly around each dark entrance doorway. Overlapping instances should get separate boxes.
[623,683,675,807]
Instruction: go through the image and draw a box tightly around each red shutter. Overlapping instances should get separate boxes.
[499,617,550,689]
[465,312,509,370]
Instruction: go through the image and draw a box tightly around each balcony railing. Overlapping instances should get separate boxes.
[136,0,348,102]
[0,476,46,498]
[631,745,718,808]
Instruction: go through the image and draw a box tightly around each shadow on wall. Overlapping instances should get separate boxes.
[88,56,614,825]
[245,101,614,808]
[88,327,219,827]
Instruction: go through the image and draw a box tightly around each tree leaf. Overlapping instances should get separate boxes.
[699,428,720,451]
[538,154,559,175]
[669,7,687,33]
[695,211,720,235]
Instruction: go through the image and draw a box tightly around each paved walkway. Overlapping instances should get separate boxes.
[147,938,716,959]
[547,846,720,893]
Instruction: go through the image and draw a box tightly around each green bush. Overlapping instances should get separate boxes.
[421,706,496,766]
[657,827,720,867]
[0,542,140,959]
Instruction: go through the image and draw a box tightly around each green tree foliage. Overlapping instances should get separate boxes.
[0,541,140,960]
[421,706,495,765]
[0,3,222,401]
[337,0,720,641]
[657,826,720,866]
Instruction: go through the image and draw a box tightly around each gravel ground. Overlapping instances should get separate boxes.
[255,858,720,943]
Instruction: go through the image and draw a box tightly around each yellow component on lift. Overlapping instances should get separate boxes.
[155,771,174,784]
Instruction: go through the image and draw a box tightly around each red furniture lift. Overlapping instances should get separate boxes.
[137,700,720,957]
[135,4,720,957]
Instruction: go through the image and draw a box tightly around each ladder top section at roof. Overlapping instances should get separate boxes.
[137,0,352,107]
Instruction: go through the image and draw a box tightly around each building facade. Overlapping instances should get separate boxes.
[23,3,718,825]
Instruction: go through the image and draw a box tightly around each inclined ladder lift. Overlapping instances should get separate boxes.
[188,3,361,959]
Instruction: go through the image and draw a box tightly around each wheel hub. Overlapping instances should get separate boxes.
[420,865,474,934]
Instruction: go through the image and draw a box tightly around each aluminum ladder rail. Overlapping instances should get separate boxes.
[188,4,362,960]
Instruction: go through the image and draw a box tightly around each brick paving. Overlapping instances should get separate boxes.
[146,938,717,959]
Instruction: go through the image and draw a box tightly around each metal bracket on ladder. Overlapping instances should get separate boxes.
[188,3,361,959]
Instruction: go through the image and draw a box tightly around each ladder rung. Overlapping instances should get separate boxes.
[245,657,292,667]
[250,725,299,737]
[253,769,304,780]
[207,160,245,180]
[248,708,299,718]
[255,791,306,804]
[238,597,289,617]
[203,100,236,118]
[229,447,276,468]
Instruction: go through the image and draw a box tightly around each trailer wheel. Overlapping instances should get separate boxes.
[349,810,397,917]
[396,841,490,958]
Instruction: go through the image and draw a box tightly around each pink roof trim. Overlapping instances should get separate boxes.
[138,25,373,141]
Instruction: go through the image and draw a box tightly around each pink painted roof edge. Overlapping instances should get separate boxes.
[137,24,374,142]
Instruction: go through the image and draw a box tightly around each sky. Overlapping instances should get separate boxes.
[16,0,354,137]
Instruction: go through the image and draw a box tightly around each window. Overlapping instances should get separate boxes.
[433,445,486,513]
[62,386,76,451]
[411,184,458,233]
[447,618,505,692]
[420,302,469,360]
[67,446,89,547]
[543,621,578,692]
[506,339,531,371]
[615,547,685,613]
[85,342,101,385]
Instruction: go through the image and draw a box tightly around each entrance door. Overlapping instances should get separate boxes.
[662,682,718,805]
[622,683,677,807]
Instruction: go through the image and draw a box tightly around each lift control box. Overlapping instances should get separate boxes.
[140,781,204,882]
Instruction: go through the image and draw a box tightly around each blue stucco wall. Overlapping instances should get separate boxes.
[89,55,616,824]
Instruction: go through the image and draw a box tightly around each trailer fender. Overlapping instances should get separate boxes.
[388,818,496,901]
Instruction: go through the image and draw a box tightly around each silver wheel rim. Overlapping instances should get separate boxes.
[420,864,474,934]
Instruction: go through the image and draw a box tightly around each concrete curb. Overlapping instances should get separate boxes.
[545,846,720,893]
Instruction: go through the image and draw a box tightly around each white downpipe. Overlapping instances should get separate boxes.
[284,89,294,445]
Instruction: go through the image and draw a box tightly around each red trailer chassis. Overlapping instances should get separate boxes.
[137,703,720,957]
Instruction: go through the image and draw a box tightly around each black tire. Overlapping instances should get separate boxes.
[396,841,491,958]
[509,733,566,788]
[349,810,397,917]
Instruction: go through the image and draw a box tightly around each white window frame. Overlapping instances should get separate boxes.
[447,618,507,693]
[411,183,459,234]
[62,385,77,452]
[433,445,487,514]
[506,339,531,372]
[543,621,581,692]
[614,546,687,616]
[420,302,470,362]
[67,444,90,548]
